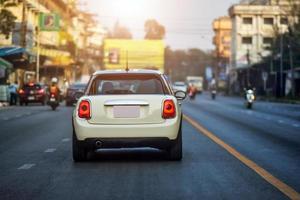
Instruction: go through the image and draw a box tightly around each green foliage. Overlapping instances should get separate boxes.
[144,19,165,40]
[165,47,213,81]
[107,21,132,39]
[0,0,17,39]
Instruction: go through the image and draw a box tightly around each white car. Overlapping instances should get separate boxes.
[72,70,186,161]
[172,81,188,92]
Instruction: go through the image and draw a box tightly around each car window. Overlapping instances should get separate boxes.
[71,83,86,90]
[24,84,41,90]
[89,74,168,95]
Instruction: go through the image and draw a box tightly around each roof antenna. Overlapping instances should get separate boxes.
[125,50,129,72]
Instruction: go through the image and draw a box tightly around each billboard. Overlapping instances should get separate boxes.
[103,39,164,72]
[39,13,60,31]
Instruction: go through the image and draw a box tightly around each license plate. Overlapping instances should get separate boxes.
[113,106,140,118]
[50,98,55,102]
[28,96,35,100]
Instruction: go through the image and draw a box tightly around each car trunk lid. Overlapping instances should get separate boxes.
[87,95,166,125]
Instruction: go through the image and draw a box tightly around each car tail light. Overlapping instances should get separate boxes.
[38,89,44,94]
[19,89,25,94]
[162,99,176,119]
[78,100,90,119]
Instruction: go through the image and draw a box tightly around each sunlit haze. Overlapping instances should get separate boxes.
[82,0,239,50]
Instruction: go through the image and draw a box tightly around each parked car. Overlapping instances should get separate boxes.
[172,81,187,92]
[72,70,186,161]
[65,82,87,106]
[19,83,47,106]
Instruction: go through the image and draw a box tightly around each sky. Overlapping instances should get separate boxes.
[82,0,240,51]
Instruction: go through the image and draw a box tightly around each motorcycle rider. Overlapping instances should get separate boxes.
[188,83,197,99]
[49,77,60,100]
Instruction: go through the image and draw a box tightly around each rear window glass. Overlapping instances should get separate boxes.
[89,74,167,95]
[24,84,41,90]
[71,83,86,90]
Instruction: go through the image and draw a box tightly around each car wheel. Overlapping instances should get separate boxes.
[168,123,182,161]
[25,102,28,106]
[72,131,87,162]
[20,101,24,106]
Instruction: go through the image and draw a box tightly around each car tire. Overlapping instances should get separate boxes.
[25,102,28,106]
[168,123,182,161]
[72,131,87,162]
[20,101,24,106]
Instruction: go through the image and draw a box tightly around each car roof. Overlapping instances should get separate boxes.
[93,69,163,76]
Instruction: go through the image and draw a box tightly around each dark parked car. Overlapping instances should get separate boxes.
[19,83,47,106]
[65,82,86,106]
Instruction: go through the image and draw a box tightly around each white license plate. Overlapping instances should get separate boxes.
[113,106,140,118]
[50,98,56,102]
[28,96,35,100]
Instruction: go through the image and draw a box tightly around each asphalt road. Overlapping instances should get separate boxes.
[0,95,299,200]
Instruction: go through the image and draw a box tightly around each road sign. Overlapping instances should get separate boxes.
[262,71,268,81]
[39,13,60,31]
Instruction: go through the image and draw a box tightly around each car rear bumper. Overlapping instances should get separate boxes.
[73,116,181,141]
[76,137,176,150]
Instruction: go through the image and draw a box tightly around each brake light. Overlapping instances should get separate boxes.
[162,99,176,119]
[19,89,25,94]
[38,89,44,94]
[78,100,90,119]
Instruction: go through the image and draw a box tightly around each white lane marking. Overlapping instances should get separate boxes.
[44,148,56,153]
[293,124,300,128]
[278,120,284,124]
[62,138,70,142]
[2,117,9,120]
[15,114,22,118]
[26,112,31,116]
[18,164,35,170]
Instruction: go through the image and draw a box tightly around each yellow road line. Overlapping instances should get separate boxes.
[183,114,300,200]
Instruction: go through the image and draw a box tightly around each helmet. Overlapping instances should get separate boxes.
[51,77,58,83]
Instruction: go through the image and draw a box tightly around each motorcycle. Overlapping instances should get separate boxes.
[48,93,59,110]
[211,90,217,100]
[244,89,255,109]
[189,90,196,100]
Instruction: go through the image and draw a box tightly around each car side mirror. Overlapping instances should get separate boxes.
[75,91,84,101]
[175,90,186,100]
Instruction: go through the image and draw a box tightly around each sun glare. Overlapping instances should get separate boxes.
[111,0,149,19]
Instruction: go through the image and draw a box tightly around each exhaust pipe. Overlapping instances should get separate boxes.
[95,140,102,148]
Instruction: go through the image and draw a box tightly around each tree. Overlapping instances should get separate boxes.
[144,19,165,40]
[107,21,132,39]
[0,0,17,39]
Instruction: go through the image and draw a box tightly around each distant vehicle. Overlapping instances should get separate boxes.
[48,92,59,111]
[65,82,87,106]
[172,81,187,92]
[72,69,186,161]
[244,88,255,109]
[186,76,203,93]
[19,83,47,106]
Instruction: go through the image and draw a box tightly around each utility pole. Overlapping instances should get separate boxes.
[280,32,283,97]
[289,38,295,97]
[21,0,27,48]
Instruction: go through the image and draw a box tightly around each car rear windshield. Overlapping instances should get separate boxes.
[89,74,169,95]
[24,84,41,90]
[70,83,86,90]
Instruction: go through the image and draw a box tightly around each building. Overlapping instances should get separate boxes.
[212,16,232,90]
[213,16,232,60]
[0,0,106,88]
[228,0,300,95]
